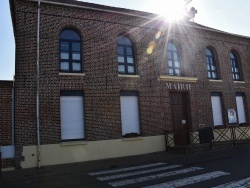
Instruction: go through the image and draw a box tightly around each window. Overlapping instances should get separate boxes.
[167,42,181,76]
[206,48,218,79]
[230,52,241,80]
[60,29,82,72]
[120,91,140,136]
[236,93,246,124]
[117,36,136,74]
[60,91,84,140]
[211,93,223,126]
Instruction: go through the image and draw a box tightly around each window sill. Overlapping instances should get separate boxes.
[209,79,223,82]
[59,72,86,76]
[61,140,87,146]
[213,125,227,129]
[118,74,140,78]
[158,75,198,82]
[234,80,245,84]
[122,137,143,141]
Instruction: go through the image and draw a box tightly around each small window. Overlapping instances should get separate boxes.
[230,52,241,81]
[60,91,84,140]
[117,36,136,74]
[211,93,223,127]
[206,48,218,79]
[120,91,140,136]
[60,29,82,72]
[167,42,181,76]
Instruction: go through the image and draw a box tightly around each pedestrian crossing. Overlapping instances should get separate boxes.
[88,163,166,176]
[143,171,229,188]
[211,177,250,188]
[88,162,250,187]
[98,165,182,181]
[109,167,203,187]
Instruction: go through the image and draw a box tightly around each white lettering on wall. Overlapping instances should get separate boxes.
[166,83,172,90]
[165,83,191,90]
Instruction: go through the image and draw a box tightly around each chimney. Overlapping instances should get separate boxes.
[184,7,197,21]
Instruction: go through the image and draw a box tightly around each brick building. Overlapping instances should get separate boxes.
[4,0,250,169]
[0,81,15,169]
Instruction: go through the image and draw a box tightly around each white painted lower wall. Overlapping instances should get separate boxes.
[21,135,165,169]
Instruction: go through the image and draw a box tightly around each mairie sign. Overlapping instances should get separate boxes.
[166,83,191,90]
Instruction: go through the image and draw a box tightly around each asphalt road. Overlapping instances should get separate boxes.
[1,144,250,187]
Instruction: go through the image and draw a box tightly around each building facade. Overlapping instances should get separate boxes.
[4,0,250,169]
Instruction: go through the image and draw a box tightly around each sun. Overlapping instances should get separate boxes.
[152,0,188,22]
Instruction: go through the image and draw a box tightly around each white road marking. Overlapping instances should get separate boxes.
[109,167,203,187]
[98,165,182,181]
[88,162,166,176]
[212,177,250,188]
[144,171,230,188]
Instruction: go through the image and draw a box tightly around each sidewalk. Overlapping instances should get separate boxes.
[0,151,182,183]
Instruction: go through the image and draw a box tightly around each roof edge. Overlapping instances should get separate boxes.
[17,0,250,40]
[0,80,14,82]
[28,0,157,19]
[9,0,16,40]
[183,22,250,40]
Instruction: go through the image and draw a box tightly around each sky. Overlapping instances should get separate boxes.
[1,0,250,80]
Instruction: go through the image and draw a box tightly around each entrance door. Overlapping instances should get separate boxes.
[170,92,189,146]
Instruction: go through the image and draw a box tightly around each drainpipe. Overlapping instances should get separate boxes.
[12,80,14,156]
[36,0,41,168]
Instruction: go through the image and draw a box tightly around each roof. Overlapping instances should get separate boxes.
[50,0,156,17]
[9,0,250,39]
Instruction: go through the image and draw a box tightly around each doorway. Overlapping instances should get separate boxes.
[170,92,190,146]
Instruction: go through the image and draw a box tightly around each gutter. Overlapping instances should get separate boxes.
[36,0,41,168]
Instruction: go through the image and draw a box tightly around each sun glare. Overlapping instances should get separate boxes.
[153,0,187,22]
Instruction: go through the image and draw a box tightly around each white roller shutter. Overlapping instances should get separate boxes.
[120,95,140,135]
[211,96,223,126]
[60,96,84,140]
[236,96,246,124]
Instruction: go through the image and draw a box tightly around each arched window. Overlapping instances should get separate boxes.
[117,36,135,74]
[60,29,82,72]
[206,48,218,79]
[167,42,181,76]
[230,51,241,80]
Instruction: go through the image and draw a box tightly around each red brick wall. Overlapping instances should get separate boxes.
[0,81,13,146]
[11,0,250,146]
[0,81,15,168]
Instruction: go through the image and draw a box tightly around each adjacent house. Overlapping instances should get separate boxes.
[0,81,15,170]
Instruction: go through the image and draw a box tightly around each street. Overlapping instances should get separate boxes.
[1,144,250,187]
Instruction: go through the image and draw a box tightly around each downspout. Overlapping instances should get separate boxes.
[12,79,14,154]
[36,0,41,168]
